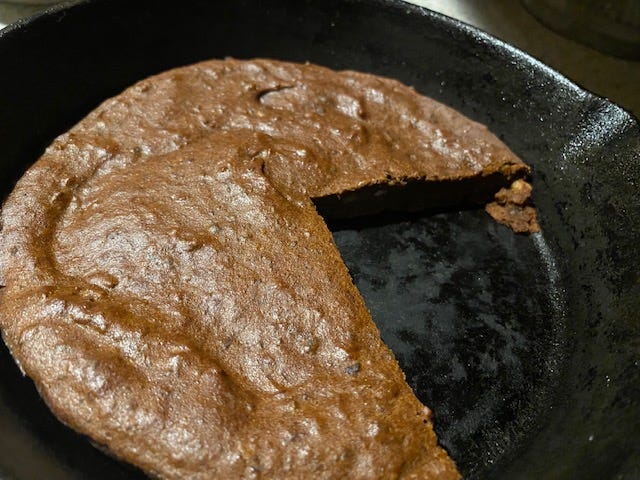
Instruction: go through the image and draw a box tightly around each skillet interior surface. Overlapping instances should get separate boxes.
[0,0,638,478]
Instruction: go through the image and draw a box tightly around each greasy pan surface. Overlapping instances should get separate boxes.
[0,0,638,478]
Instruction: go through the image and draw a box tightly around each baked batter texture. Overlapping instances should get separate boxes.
[0,59,538,479]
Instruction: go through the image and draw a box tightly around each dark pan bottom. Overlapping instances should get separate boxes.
[332,208,566,478]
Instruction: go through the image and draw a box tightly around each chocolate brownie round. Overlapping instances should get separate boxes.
[0,59,537,479]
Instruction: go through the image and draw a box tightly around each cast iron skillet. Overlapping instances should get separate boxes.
[0,0,638,478]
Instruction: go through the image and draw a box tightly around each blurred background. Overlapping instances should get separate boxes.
[1,0,639,117]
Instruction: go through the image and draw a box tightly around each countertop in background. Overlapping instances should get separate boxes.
[1,0,639,117]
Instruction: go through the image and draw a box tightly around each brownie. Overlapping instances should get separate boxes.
[0,58,538,479]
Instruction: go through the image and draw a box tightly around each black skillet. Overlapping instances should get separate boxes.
[0,0,638,478]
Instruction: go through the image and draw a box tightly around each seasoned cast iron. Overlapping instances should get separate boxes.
[0,0,638,478]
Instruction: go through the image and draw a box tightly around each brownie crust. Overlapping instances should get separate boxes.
[0,58,538,479]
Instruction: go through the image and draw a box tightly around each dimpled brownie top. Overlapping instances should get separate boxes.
[0,58,539,479]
